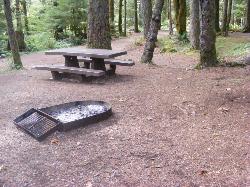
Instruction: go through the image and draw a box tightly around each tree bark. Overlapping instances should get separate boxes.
[173,0,187,36]
[87,0,111,49]
[141,0,152,38]
[87,0,111,71]
[190,0,200,49]
[141,0,164,63]
[15,0,26,51]
[109,0,115,34]
[222,0,229,36]
[227,0,232,31]
[124,0,127,36]
[168,0,173,35]
[134,0,139,32]
[3,0,23,69]
[199,0,218,67]
[21,0,29,33]
[215,0,220,32]
[118,0,123,35]
[243,0,250,32]
[16,0,22,32]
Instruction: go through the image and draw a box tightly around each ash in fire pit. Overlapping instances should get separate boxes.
[51,104,107,123]
[14,101,112,140]
[40,101,112,131]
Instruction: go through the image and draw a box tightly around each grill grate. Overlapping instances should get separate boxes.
[14,109,60,141]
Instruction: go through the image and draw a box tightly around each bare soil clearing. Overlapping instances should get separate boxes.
[0,32,249,187]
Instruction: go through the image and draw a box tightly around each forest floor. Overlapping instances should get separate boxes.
[0,32,249,187]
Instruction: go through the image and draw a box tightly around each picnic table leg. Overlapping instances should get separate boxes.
[91,58,106,71]
[84,61,90,69]
[107,65,116,75]
[64,55,79,67]
[51,71,62,80]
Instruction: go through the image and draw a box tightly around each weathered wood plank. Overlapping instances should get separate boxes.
[78,58,135,66]
[45,48,127,59]
[34,65,105,77]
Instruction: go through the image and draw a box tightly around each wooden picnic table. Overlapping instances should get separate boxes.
[45,48,127,72]
[34,47,134,81]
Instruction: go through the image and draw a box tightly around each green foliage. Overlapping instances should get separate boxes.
[216,36,250,58]
[25,32,72,52]
[159,36,194,55]
[233,1,247,18]
[178,32,189,42]
[0,1,7,54]
[134,37,145,46]
[19,0,88,51]
[159,34,250,68]
[44,0,88,38]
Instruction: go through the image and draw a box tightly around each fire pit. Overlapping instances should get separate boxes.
[14,101,112,141]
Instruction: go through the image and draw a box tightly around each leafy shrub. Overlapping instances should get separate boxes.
[0,35,8,56]
[25,32,73,51]
[159,36,192,54]
[68,36,86,46]
[178,32,189,43]
[134,37,145,46]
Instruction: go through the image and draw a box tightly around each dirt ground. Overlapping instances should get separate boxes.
[0,32,249,187]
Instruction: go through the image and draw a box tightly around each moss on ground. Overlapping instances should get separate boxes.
[158,33,250,62]
[216,36,250,58]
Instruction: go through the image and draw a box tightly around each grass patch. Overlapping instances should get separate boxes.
[159,34,250,62]
[134,37,145,47]
[216,36,250,58]
[25,32,73,52]
[158,36,198,57]
[0,58,18,74]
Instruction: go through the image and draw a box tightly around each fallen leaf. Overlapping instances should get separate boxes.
[0,165,6,172]
[51,139,60,145]
[147,117,153,121]
[218,107,230,112]
[199,170,208,176]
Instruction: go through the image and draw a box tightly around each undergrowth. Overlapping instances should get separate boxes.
[216,36,250,58]
[158,36,198,57]
[134,37,145,47]
[25,32,76,52]
[159,34,250,62]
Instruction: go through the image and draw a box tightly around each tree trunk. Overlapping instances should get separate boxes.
[134,0,139,32]
[173,0,187,36]
[118,0,123,35]
[109,0,115,34]
[243,0,250,32]
[3,0,23,69]
[87,0,111,49]
[190,0,200,49]
[15,0,26,51]
[124,0,127,36]
[141,0,152,38]
[215,0,220,32]
[222,0,228,36]
[21,0,29,33]
[199,0,218,67]
[168,0,173,35]
[16,0,22,32]
[141,0,164,63]
[227,0,232,31]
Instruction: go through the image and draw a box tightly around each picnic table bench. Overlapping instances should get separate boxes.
[34,48,135,81]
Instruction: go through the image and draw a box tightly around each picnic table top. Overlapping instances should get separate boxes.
[45,48,127,59]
